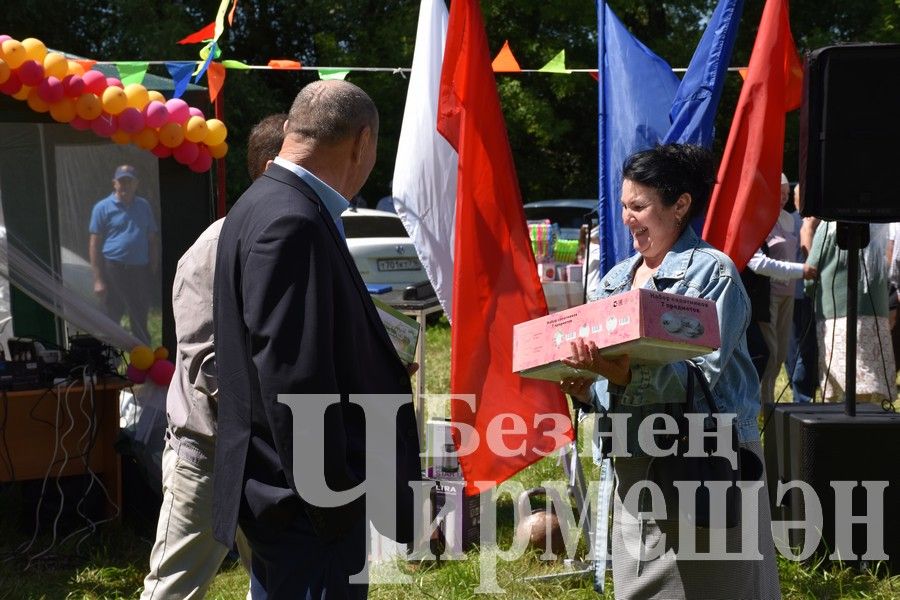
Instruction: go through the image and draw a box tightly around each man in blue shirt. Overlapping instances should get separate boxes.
[89,165,159,344]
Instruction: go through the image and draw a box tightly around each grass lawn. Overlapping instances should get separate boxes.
[1,316,898,598]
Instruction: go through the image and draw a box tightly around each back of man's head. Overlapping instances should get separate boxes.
[285,80,378,146]
[247,113,287,180]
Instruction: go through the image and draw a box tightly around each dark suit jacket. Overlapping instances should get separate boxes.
[212,163,421,546]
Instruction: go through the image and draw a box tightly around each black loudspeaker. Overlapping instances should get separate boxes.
[779,411,900,570]
[762,402,881,522]
[799,44,900,222]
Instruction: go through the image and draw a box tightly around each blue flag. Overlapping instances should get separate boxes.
[165,61,195,99]
[663,0,744,146]
[597,2,679,275]
[596,0,743,275]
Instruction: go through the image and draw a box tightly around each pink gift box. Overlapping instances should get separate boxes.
[512,288,721,381]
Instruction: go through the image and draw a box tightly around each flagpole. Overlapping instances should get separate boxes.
[596,0,610,275]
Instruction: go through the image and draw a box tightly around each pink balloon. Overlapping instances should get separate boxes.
[0,72,22,96]
[69,116,90,131]
[126,363,147,384]
[164,98,190,124]
[90,113,117,137]
[81,70,107,95]
[118,107,145,133]
[37,76,64,103]
[188,106,204,118]
[0,36,11,44]
[173,140,200,165]
[62,74,85,97]
[148,359,176,386]
[17,60,44,86]
[189,146,213,173]
[143,100,168,128]
[105,77,123,88]
[151,143,173,158]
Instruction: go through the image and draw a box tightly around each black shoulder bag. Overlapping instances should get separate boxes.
[650,361,762,529]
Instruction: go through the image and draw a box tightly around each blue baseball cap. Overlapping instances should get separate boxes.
[114,165,137,180]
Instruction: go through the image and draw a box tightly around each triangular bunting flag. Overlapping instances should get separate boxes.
[491,40,521,72]
[267,59,302,70]
[222,59,251,70]
[117,62,149,85]
[738,67,748,80]
[207,62,226,102]
[76,59,97,72]
[178,22,216,45]
[166,61,196,99]
[317,68,350,81]
[194,42,218,81]
[589,70,599,81]
[228,0,239,25]
[538,49,570,73]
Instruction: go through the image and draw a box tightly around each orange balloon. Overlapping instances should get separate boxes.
[208,141,228,159]
[101,86,127,115]
[123,83,150,110]
[133,127,159,150]
[204,118,227,146]
[26,88,49,112]
[49,98,77,123]
[153,346,169,360]
[147,90,165,104]
[43,52,68,79]
[158,122,184,148]
[184,116,209,143]
[75,93,102,120]
[0,59,9,85]
[12,85,31,101]
[110,130,131,145]
[20,38,47,63]
[1,40,27,69]
[66,60,85,77]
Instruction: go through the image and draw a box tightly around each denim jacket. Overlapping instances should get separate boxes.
[586,227,761,458]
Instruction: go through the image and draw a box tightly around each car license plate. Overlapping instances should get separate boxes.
[377,258,420,272]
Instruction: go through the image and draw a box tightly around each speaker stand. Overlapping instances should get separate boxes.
[834,222,870,416]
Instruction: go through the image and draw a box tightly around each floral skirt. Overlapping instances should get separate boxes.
[817,316,896,402]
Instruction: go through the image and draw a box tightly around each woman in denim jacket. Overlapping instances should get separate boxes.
[561,144,780,598]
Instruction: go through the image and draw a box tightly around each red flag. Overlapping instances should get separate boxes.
[702,0,803,270]
[437,0,573,495]
[178,22,216,45]
[207,62,226,103]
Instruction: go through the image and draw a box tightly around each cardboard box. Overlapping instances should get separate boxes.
[431,478,480,555]
[372,298,421,364]
[513,288,720,381]
[425,418,461,480]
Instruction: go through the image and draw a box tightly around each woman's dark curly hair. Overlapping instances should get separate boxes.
[621,144,717,224]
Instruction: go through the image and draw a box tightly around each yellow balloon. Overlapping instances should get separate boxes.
[12,85,32,101]
[153,346,169,361]
[66,60,85,77]
[184,116,208,143]
[101,86,128,115]
[130,345,155,370]
[147,90,165,104]
[0,59,9,85]
[49,98,76,123]
[158,122,184,148]
[26,88,49,112]
[204,119,227,146]
[133,127,159,150]
[111,130,131,145]
[123,83,150,110]
[75,93,102,120]
[1,40,27,69]
[43,52,68,79]
[208,141,228,159]
[20,38,47,63]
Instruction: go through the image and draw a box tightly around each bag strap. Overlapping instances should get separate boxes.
[684,361,716,417]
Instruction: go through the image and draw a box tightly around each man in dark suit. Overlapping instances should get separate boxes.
[213,80,421,598]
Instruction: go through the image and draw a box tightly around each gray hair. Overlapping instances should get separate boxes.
[286,80,378,145]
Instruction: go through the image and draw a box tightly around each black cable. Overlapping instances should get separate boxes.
[859,247,896,412]
[0,390,14,481]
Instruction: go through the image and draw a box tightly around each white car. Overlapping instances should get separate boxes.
[340,208,428,291]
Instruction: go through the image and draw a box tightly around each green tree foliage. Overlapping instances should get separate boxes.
[2,0,897,207]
